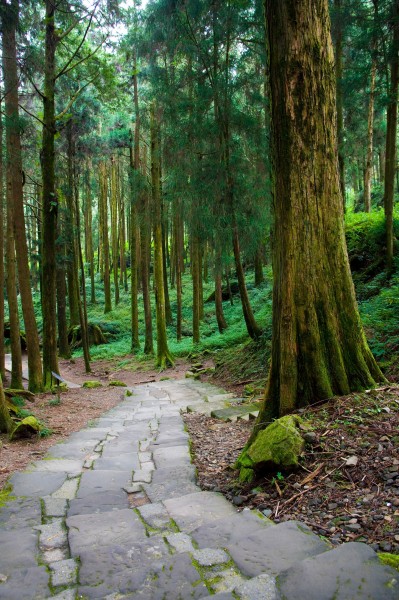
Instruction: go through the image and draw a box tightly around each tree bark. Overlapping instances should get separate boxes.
[215,247,227,333]
[151,103,173,369]
[364,59,376,212]
[384,0,399,276]
[191,235,200,344]
[334,0,345,209]
[110,157,120,305]
[2,0,43,392]
[0,98,5,381]
[100,163,112,313]
[256,0,385,425]
[41,0,59,388]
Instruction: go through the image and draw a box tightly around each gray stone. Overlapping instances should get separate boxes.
[235,574,278,600]
[48,439,100,459]
[0,498,41,530]
[43,496,68,518]
[67,491,129,515]
[164,491,236,533]
[277,542,399,599]
[9,471,67,498]
[38,519,67,551]
[153,445,191,468]
[133,469,152,483]
[0,566,49,599]
[0,528,39,570]
[77,470,131,497]
[50,590,77,600]
[227,520,330,577]
[165,532,195,553]
[138,502,171,529]
[29,458,83,474]
[191,510,273,550]
[43,548,67,563]
[207,569,245,594]
[192,548,230,566]
[123,483,142,494]
[93,453,140,471]
[51,477,80,499]
[50,558,78,587]
[139,451,152,462]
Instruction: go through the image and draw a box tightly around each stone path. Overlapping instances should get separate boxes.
[0,379,397,599]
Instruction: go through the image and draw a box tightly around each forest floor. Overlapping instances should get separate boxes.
[1,356,398,555]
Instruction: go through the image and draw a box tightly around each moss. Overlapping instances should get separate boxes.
[245,415,305,471]
[82,380,103,389]
[108,380,127,387]
[378,553,399,571]
[51,383,68,393]
[0,485,15,507]
[126,390,133,397]
[238,466,255,483]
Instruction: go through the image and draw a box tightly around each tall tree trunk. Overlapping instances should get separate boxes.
[334,0,345,209]
[384,0,399,276]
[0,377,13,434]
[0,99,5,381]
[255,0,384,425]
[130,59,140,350]
[254,245,264,287]
[2,0,43,392]
[56,210,70,359]
[191,235,200,344]
[364,59,376,212]
[66,123,80,327]
[85,166,96,304]
[6,192,22,389]
[110,158,120,305]
[41,0,59,388]
[100,164,112,313]
[151,103,173,368]
[215,247,227,333]
[140,145,153,355]
[175,207,183,341]
[75,178,91,373]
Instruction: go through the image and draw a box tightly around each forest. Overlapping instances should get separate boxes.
[0,1,396,452]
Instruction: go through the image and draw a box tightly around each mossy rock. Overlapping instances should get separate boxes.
[378,553,399,571]
[108,380,127,387]
[236,415,305,482]
[83,381,103,389]
[51,382,68,393]
[10,416,43,441]
[248,415,305,469]
[126,390,133,397]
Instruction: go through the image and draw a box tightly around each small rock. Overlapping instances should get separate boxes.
[262,509,273,518]
[292,482,301,490]
[233,496,246,507]
[328,503,338,510]
[303,431,317,444]
[345,456,358,467]
[345,523,361,532]
[0,574,7,583]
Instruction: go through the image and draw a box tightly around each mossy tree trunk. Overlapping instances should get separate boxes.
[130,62,140,351]
[175,206,183,342]
[0,377,13,434]
[84,165,96,304]
[140,145,154,355]
[191,235,201,344]
[255,0,385,426]
[214,247,227,333]
[334,0,345,209]
[110,157,120,306]
[66,122,80,327]
[384,0,399,276]
[56,213,71,359]
[151,102,173,369]
[364,58,376,213]
[2,0,43,392]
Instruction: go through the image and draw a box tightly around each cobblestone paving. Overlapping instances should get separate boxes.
[0,380,397,599]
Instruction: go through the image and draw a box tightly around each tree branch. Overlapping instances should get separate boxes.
[18,103,46,127]
[58,40,104,79]
[55,74,99,121]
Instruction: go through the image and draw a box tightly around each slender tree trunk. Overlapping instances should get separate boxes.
[110,158,120,305]
[2,0,43,392]
[56,210,70,359]
[41,0,59,388]
[0,377,13,434]
[151,103,173,368]
[215,247,227,333]
[384,0,399,276]
[254,245,264,287]
[364,59,377,212]
[6,197,22,389]
[162,217,173,325]
[66,123,80,327]
[140,145,153,355]
[100,164,112,313]
[191,236,200,344]
[0,99,5,381]
[175,207,183,341]
[255,0,384,425]
[85,167,96,304]
[75,180,91,373]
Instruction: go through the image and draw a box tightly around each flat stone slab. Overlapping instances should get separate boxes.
[0,498,42,530]
[138,502,172,530]
[153,445,191,468]
[227,520,330,578]
[163,491,236,533]
[210,404,261,421]
[192,548,230,567]
[165,532,195,553]
[9,471,67,498]
[0,565,49,599]
[133,469,152,483]
[0,528,39,571]
[43,497,68,518]
[28,458,83,474]
[277,541,399,599]
[48,440,101,459]
[191,510,272,550]
[50,558,78,587]
[51,477,80,499]
[38,520,67,551]
[235,574,278,600]
[77,470,131,497]
[144,479,200,503]
[93,453,140,471]
[68,491,129,515]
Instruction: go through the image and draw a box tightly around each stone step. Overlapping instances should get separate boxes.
[210,404,260,422]
[277,541,399,600]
